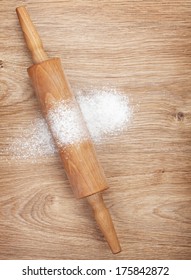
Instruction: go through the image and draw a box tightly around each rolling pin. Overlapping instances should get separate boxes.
[16,6,121,254]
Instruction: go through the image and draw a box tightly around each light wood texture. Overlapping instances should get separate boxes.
[0,0,191,259]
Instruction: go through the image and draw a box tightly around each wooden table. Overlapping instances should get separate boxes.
[0,0,191,260]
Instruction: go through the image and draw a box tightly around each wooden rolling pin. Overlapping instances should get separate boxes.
[16,6,121,254]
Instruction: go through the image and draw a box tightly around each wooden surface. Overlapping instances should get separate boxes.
[0,0,191,260]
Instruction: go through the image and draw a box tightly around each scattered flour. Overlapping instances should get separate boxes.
[7,118,56,160]
[7,89,133,160]
[47,99,89,146]
[76,89,132,142]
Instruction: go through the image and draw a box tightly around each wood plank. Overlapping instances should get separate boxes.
[0,0,191,259]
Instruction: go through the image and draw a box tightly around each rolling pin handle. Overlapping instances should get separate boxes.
[16,6,48,64]
[87,193,121,254]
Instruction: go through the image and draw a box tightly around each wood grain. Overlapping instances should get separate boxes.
[0,0,191,259]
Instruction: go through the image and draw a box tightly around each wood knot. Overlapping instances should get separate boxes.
[0,60,3,68]
[176,111,184,121]
[157,168,165,174]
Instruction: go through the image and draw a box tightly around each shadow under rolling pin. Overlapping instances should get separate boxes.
[16,6,121,254]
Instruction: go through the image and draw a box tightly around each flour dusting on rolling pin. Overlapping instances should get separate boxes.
[7,89,132,160]
[16,6,121,253]
[47,99,89,146]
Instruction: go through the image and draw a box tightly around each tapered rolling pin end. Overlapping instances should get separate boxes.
[16,6,48,63]
[87,193,121,254]
[16,5,25,14]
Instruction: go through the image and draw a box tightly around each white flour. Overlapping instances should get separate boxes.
[77,89,131,142]
[7,89,133,160]
[47,99,89,146]
[7,118,56,160]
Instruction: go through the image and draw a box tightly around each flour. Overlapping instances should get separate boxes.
[7,88,133,160]
[76,89,132,142]
[47,99,89,146]
[7,118,56,160]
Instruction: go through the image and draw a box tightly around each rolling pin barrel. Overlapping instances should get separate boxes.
[16,6,121,254]
[28,58,108,198]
